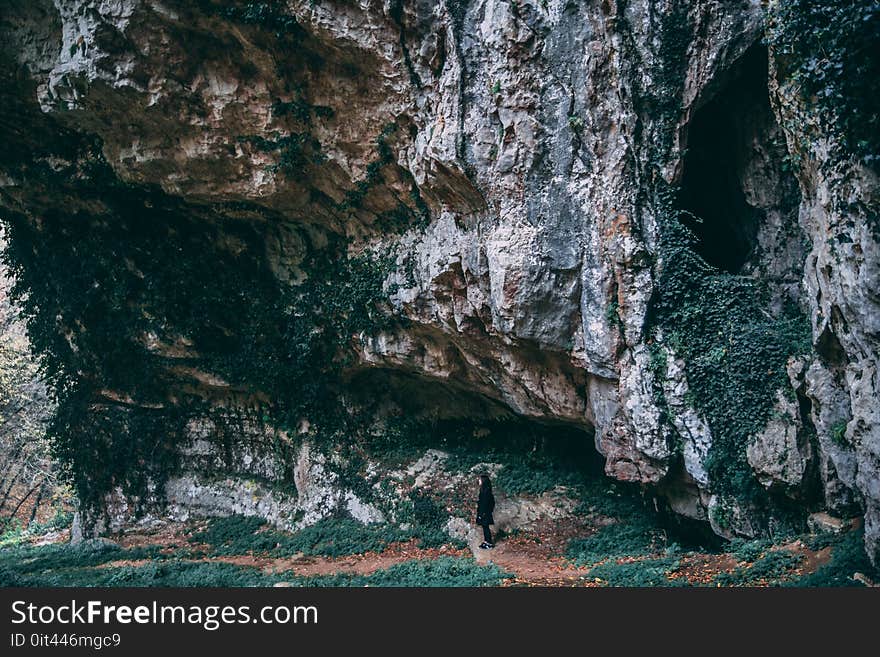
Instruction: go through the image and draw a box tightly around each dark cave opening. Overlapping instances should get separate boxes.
[347,367,723,551]
[677,45,772,273]
[347,367,606,474]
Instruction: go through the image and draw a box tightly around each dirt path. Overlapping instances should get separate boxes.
[468,517,599,586]
[104,517,600,584]
[98,517,835,587]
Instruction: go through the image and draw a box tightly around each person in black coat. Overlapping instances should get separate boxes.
[476,473,495,549]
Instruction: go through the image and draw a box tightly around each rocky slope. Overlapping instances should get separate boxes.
[0,1,877,563]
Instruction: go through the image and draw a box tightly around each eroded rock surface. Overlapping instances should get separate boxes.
[0,1,877,562]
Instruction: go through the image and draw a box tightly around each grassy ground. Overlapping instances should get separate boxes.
[2,482,876,587]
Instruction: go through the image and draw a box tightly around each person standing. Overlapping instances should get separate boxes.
[476,473,495,549]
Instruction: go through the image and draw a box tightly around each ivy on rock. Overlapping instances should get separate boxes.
[1,175,399,514]
[766,0,880,170]
[650,190,811,503]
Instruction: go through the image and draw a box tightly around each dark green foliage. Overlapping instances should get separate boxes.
[100,561,278,587]
[14,559,281,588]
[0,2,424,517]
[566,477,667,569]
[124,557,510,587]
[586,556,689,587]
[766,1,880,169]
[493,462,583,496]
[604,300,621,328]
[830,419,848,446]
[294,557,513,587]
[622,1,815,504]
[398,490,455,549]
[641,1,692,157]
[189,514,461,558]
[188,515,271,554]
[728,537,774,563]
[0,541,162,587]
[789,529,879,587]
[200,0,305,40]
[267,518,409,558]
[189,515,402,558]
[651,188,812,503]
[715,549,803,586]
[1,182,398,512]
[566,520,663,567]
[647,343,668,381]
[0,531,287,587]
[574,479,652,520]
[53,401,189,513]
[333,122,429,229]
[1,535,509,586]
[238,133,325,172]
[272,83,333,121]
[338,123,397,210]
[0,566,24,587]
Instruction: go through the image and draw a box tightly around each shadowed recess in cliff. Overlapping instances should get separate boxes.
[363,415,605,492]
[677,45,771,273]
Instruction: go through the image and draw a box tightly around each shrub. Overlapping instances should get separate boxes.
[715,549,803,586]
[293,557,513,587]
[566,520,663,567]
[789,529,879,587]
[190,515,414,558]
[586,556,689,587]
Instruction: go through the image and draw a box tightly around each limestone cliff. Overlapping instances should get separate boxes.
[0,1,877,562]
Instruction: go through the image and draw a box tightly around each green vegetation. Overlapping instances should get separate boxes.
[238,133,326,172]
[566,475,667,571]
[1,172,399,513]
[0,535,509,587]
[0,509,73,548]
[643,1,692,158]
[788,529,878,587]
[190,515,412,558]
[200,0,305,40]
[328,121,429,229]
[651,200,812,502]
[604,300,621,328]
[728,537,774,563]
[396,490,455,549]
[0,540,162,587]
[618,2,816,505]
[291,557,513,588]
[630,5,814,505]
[766,1,880,169]
[566,521,664,568]
[830,419,848,446]
[586,556,689,587]
[272,97,334,123]
[715,549,804,586]
[189,512,464,558]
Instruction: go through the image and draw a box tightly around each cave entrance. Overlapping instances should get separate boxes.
[347,368,722,551]
[347,368,606,476]
[677,44,772,273]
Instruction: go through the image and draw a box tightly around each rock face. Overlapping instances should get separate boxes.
[0,1,877,562]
